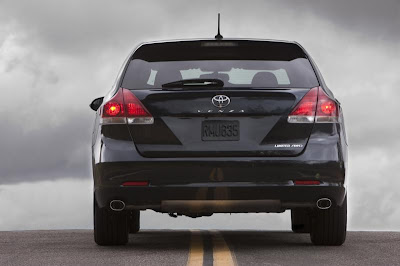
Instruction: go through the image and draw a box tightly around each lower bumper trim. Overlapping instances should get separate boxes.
[161,200,282,213]
[95,184,346,213]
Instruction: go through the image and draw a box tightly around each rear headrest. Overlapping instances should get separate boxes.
[199,73,230,83]
[154,70,182,87]
[251,72,279,87]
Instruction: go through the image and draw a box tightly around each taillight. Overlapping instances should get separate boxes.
[287,87,318,123]
[101,88,154,125]
[315,88,338,123]
[122,88,154,124]
[288,87,338,123]
[104,101,123,116]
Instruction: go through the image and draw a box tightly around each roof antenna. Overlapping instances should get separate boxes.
[215,13,223,40]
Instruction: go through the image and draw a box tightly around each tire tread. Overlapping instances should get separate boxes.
[94,199,129,246]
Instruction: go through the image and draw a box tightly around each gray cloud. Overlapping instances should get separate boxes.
[0,113,92,184]
[1,0,396,57]
[298,0,400,42]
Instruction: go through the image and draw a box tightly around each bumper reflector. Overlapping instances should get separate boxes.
[294,180,321,185]
[122,181,149,187]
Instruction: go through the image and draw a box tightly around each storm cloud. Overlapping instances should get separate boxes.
[0,0,399,230]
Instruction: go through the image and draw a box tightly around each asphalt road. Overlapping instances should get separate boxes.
[0,230,399,266]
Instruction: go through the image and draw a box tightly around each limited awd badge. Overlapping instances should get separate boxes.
[212,95,230,108]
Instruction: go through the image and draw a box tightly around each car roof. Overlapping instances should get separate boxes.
[138,38,297,46]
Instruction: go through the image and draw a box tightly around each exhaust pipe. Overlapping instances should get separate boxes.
[316,198,332,210]
[110,200,125,211]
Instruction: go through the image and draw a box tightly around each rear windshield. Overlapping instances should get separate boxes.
[122,40,319,89]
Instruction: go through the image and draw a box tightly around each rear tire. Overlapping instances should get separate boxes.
[291,209,311,233]
[310,196,347,246]
[94,198,129,246]
[128,210,140,234]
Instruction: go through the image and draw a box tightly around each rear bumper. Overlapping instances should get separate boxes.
[95,183,346,212]
[93,127,347,213]
[93,157,346,212]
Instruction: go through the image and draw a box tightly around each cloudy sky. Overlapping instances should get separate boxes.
[0,0,399,231]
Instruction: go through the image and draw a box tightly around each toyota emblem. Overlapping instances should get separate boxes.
[212,95,231,108]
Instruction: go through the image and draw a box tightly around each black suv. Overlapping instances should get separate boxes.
[90,39,348,246]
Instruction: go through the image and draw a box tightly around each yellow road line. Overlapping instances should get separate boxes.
[212,231,237,266]
[187,230,204,266]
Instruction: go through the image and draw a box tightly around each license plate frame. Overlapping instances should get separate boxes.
[201,120,240,141]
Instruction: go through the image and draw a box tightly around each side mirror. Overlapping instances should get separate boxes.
[90,97,104,111]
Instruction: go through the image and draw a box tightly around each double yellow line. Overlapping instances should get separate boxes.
[187,230,237,266]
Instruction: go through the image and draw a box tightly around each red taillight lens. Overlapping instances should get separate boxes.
[101,88,154,125]
[288,87,338,123]
[101,89,124,118]
[127,103,148,116]
[319,101,336,115]
[123,89,152,116]
[122,89,154,124]
[287,87,318,123]
[104,102,122,116]
[316,89,338,122]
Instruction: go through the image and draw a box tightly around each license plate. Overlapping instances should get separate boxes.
[202,120,240,141]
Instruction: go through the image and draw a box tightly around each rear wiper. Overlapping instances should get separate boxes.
[161,79,224,89]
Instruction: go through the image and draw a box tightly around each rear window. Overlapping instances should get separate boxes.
[122,40,319,89]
